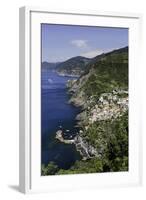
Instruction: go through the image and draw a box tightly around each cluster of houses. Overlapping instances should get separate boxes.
[88,90,128,123]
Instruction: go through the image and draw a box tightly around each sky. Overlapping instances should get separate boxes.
[41,24,128,62]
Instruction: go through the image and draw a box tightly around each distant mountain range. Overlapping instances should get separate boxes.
[41,46,128,76]
[55,56,91,76]
[41,56,91,76]
[41,61,60,71]
[62,46,128,173]
[67,46,128,106]
[41,46,129,175]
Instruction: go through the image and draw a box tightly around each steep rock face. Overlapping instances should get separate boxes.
[63,46,129,172]
[74,90,128,160]
[63,47,128,163]
[53,46,129,175]
[55,89,128,170]
[67,46,128,107]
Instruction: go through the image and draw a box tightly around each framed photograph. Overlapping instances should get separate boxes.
[19,6,142,193]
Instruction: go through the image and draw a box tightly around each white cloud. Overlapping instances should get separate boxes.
[81,48,115,58]
[71,40,88,48]
[81,49,104,58]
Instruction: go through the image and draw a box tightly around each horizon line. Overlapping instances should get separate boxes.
[42,45,128,63]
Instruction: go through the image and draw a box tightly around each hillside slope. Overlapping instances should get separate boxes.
[42,46,129,175]
[68,46,128,106]
[58,46,129,174]
[56,56,91,76]
[41,61,59,71]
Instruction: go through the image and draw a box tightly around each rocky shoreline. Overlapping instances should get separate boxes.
[43,46,129,175]
[55,89,128,161]
[55,129,99,160]
[55,130,74,144]
[56,71,80,78]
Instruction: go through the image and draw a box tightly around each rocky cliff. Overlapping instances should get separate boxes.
[57,47,129,173]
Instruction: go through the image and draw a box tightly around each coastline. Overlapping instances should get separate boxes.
[55,129,99,160]
[55,86,128,161]
[41,70,82,169]
[56,71,80,78]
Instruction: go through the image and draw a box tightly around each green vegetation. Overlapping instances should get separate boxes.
[57,158,103,174]
[42,111,128,175]
[41,162,59,176]
[75,48,128,100]
[56,56,91,76]
[56,111,128,174]
[83,61,128,97]
[41,46,129,175]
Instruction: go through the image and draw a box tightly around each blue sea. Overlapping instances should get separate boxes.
[41,70,81,169]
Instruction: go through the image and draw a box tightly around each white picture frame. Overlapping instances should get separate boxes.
[19,6,142,194]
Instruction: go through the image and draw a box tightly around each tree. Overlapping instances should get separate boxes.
[41,162,59,175]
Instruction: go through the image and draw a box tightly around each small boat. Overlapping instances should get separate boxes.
[48,78,53,83]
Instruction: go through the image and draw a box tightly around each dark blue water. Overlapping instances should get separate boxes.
[41,70,81,169]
